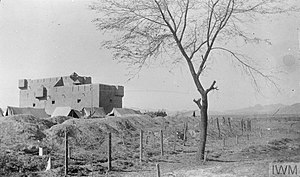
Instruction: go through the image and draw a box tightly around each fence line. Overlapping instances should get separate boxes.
[65,128,68,176]
[140,130,144,162]
[37,117,260,175]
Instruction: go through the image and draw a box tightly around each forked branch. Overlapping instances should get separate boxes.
[193,98,202,109]
[206,80,218,93]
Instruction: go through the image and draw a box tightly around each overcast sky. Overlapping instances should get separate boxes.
[0,0,299,112]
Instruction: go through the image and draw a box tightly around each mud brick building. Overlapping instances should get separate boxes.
[18,72,124,114]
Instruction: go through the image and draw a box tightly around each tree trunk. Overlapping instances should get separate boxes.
[196,94,208,161]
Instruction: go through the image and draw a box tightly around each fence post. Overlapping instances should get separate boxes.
[241,119,244,135]
[140,130,143,162]
[223,137,226,148]
[122,132,125,146]
[156,163,161,177]
[228,117,232,133]
[160,130,164,156]
[216,118,221,138]
[65,128,68,176]
[108,132,112,171]
[173,131,176,152]
[235,135,238,144]
[183,122,188,146]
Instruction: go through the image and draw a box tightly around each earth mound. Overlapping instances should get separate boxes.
[44,116,74,124]
[44,118,120,150]
[0,114,54,148]
[100,115,161,131]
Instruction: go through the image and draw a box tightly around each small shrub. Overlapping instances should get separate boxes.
[145,110,167,118]
[0,153,47,175]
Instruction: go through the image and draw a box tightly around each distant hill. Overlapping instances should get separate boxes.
[171,110,225,117]
[224,103,300,115]
[277,103,300,115]
[128,103,300,117]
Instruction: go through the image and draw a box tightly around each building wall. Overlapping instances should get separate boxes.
[20,84,100,114]
[45,84,100,114]
[99,84,124,113]
[19,74,123,115]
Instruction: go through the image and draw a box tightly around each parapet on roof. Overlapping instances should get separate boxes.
[19,72,92,90]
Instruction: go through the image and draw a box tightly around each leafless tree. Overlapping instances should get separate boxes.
[91,0,298,161]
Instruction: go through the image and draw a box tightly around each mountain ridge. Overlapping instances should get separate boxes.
[223,103,300,115]
[128,103,300,116]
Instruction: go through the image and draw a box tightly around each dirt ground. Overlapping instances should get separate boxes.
[106,116,300,177]
[101,115,300,177]
[0,114,299,177]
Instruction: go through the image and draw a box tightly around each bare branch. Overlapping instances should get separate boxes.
[207,0,220,47]
[196,0,235,78]
[131,12,167,27]
[206,80,218,93]
[179,0,189,42]
[91,0,296,98]
[189,40,207,60]
[193,98,202,109]
[155,0,206,94]
[154,0,176,35]
[212,47,279,91]
[165,1,178,32]
[91,0,298,162]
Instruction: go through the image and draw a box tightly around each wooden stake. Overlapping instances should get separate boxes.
[160,130,164,156]
[140,130,143,162]
[241,119,244,135]
[108,132,112,171]
[216,118,221,138]
[235,135,238,144]
[156,163,161,177]
[228,117,232,133]
[173,131,176,152]
[248,120,251,132]
[65,128,68,176]
[183,122,188,146]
